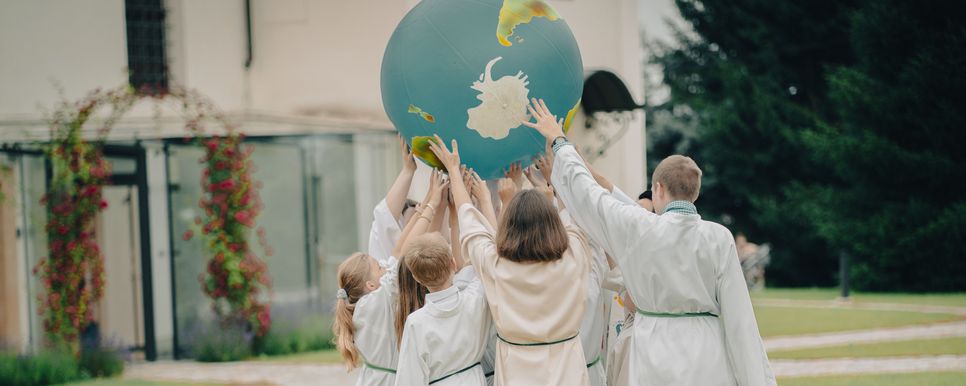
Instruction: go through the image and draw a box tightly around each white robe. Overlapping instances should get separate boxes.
[459,203,591,386]
[578,238,610,386]
[395,275,492,386]
[551,145,776,386]
[353,256,400,386]
[368,199,402,265]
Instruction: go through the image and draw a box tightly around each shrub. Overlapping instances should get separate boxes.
[78,346,124,378]
[253,313,334,357]
[0,351,85,386]
[192,320,253,362]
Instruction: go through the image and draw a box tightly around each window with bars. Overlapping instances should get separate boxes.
[125,0,168,94]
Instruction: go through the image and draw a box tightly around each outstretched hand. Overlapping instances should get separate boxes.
[427,134,461,173]
[521,98,565,142]
[399,135,416,173]
[504,162,525,189]
[498,178,518,206]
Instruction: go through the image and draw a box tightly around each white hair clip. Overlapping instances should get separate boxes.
[336,288,348,300]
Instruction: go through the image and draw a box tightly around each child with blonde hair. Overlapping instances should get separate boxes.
[333,171,448,386]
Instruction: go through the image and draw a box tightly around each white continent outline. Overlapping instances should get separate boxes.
[466,57,531,140]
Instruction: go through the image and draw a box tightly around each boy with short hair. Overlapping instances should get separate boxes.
[395,232,491,386]
[525,98,775,386]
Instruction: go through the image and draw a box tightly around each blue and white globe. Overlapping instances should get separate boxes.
[381,0,583,180]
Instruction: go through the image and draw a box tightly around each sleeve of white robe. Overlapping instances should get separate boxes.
[458,203,498,280]
[718,240,777,386]
[368,199,402,265]
[395,321,430,386]
[610,186,638,206]
[550,145,658,263]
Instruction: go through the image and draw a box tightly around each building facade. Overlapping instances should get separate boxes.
[0,0,645,360]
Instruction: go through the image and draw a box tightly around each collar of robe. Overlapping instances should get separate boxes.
[425,285,461,317]
[662,200,698,216]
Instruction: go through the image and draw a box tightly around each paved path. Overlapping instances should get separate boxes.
[764,320,966,351]
[124,361,358,386]
[754,298,966,316]
[772,355,966,378]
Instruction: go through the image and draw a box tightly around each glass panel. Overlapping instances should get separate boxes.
[106,156,138,176]
[166,145,210,355]
[247,142,309,304]
[20,154,49,350]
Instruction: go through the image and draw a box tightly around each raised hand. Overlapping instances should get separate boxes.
[400,135,416,173]
[427,134,461,173]
[533,152,554,183]
[521,98,565,142]
[468,169,491,203]
[504,162,525,189]
[497,178,518,206]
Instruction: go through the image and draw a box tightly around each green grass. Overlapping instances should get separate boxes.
[753,305,963,337]
[779,372,966,386]
[769,337,966,360]
[64,379,222,386]
[254,348,343,364]
[752,288,966,307]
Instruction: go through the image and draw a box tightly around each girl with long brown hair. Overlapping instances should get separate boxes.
[429,135,593,386]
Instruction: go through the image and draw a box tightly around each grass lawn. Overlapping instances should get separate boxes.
[752,288,966,308]
[769,337,966,359]
[254,348,343,364]
[753,305,963,337]
[65,379,222,386]
[779,372,966,386]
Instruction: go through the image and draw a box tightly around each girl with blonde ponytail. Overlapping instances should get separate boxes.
[332,170,448,386]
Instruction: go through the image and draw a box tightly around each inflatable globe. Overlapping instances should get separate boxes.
[381,0,583,180]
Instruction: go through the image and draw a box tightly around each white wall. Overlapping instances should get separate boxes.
[0,0,127,119]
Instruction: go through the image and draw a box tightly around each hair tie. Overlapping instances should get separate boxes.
[336,288,348,300]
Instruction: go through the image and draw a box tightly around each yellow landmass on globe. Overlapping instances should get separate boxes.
[408,104,436,123]
[411,136,445,169]
[496,0,560,47]
[563,99,580,134]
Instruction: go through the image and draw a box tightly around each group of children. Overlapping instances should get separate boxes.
[332,99,776,386]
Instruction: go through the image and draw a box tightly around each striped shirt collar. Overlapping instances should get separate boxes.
[662,200,698,216]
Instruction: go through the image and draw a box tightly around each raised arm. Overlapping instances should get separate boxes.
[719,236,777,385]
[392,170,447,258]
[522,98,656,261]
[367,137,417,263]
[387,136,418,220]
[448,196,466,268]
[467,169,498,229]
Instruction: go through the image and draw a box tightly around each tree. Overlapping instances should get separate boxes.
[650,0,966,290]
[796,0,966,290]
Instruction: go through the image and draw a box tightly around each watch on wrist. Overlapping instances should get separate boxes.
[551,136,569,151]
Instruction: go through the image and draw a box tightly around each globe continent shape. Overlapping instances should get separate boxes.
[381,0,583,180]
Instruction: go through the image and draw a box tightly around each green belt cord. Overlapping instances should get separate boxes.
[637,309,719,318]
[496,332,579,346]
[429,362,482,384]
[363,360,397,374]
[479,355,597,380]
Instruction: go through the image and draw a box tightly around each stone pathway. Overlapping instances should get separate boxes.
[754,298,966,316]
[124,361,357,386]
[772,355,966,378]
[764,320,966,351]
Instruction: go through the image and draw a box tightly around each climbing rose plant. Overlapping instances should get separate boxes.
[186,131,272,337]
[35,85,271,355]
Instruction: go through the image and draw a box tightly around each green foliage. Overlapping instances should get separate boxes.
[191,321,252,362]
[254,314,335,357]
[0,351,85,386]
[651,0,965,290]
[77,347,124,379]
